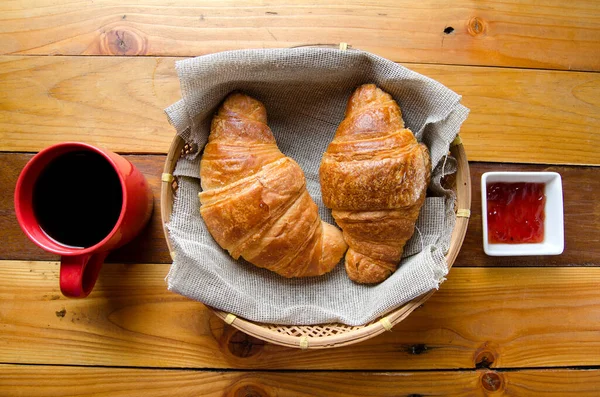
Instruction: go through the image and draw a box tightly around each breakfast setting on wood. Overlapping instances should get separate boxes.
[1,1,599,396]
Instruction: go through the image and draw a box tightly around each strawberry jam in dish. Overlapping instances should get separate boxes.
[486,182,546,244]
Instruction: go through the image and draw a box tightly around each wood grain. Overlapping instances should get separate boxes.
[1,1,599,71]
[1,56,598,164]
[1,261,600,370]
[2,366,600,396]
[2,153,597,266]
[0,56,178,154]
[417,64,600,166]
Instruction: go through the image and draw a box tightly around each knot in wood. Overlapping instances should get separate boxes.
[227,330,265,358]
[474,343,498,368]
[481,371,503,392]
[233,385,269,397]
[475,350,496,368]
[101,28,148,55]
[468,17,486,37]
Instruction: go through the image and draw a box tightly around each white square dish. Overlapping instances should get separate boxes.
[481,172,564,256]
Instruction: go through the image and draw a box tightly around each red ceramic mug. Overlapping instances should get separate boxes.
[15,142,153,298]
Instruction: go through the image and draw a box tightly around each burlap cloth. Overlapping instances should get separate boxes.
[164,47,469,326]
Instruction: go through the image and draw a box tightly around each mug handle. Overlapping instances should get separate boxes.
[60,252,109,298]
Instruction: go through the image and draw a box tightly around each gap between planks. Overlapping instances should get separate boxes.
[1,365,600,396]
[3,53,600,75]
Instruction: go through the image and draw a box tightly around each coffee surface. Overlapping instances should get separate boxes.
[33,150,123,248]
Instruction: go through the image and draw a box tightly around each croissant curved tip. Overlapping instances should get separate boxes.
[346,84,395,114]
[318,222,348,273]
[219,92,268,123]
[344,248,396,284]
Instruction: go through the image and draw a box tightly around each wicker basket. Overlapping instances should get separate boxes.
[161,135,470,349]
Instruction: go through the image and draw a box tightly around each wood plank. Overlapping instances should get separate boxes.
[2,366,600,396]
[1,1,599,71]
[1,56,599,164]
[1,261,600,369]
[2,153,598,266]
[0,56,178,154]
[418,64,600,166]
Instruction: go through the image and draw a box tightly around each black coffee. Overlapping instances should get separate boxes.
[33,150,123,248]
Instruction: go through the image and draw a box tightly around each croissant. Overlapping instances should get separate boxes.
[320,84,431,284]
[199,93,347,278]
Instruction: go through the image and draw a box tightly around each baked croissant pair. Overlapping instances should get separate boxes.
[199,84,431,284]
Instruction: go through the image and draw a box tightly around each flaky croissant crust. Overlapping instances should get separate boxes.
[320,84,431,284]
[200,93,347,278]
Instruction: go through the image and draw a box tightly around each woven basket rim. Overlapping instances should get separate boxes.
[160,135,471,349]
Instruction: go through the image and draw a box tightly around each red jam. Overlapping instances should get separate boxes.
[486,182,546,244]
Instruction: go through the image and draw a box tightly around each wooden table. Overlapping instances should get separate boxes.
[1,1,599,395]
